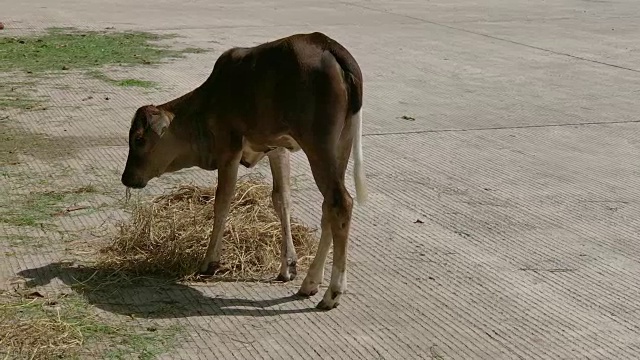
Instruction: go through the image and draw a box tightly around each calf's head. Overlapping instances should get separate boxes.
[121,105,179,189]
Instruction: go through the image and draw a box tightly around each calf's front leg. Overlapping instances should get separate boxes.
[200,151,241,274]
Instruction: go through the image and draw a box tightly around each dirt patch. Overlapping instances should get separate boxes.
[0,120,124,165]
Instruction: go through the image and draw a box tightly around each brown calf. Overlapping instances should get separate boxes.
[121,32,368,310]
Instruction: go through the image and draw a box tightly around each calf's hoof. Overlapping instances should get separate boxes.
[199,261,222,276]
[276,273,295,282]
[296,287,318,297]
[297,276,321,297]
[276,261,297,282]
[315,289,342,310]
[316,298,339,310]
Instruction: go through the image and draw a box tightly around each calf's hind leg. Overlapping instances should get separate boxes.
[268,148,298,281]
[301,133,355,310]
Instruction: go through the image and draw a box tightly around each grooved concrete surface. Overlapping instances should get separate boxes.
[3,0,640,359]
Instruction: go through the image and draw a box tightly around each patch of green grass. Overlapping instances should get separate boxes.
[53,83,72,90]
[103,326,182,360]
[0,191,68,226]
[0,121,124,164]
[0,28,199,74]
[0,81,44,110]
[0,292,181,360]
[115,78,157,88]
[182,47,208,54]
[73,184,99,194]
[0,186,100,227]
[0,27,207,109]
[0,234,48,248]
[87,70,157,88]
[0,94,41,110]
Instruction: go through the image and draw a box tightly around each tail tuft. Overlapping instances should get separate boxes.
[352,109,368,205]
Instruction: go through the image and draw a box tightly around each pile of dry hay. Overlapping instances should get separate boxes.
[98,175,318,280]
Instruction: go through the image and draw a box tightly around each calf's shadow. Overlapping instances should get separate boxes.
[16,262,319,318]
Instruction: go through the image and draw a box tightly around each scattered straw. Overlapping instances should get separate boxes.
[0,296,83,360]
[0,291,180,359]
[99,175,318,280]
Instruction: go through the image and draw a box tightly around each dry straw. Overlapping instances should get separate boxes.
[98,175,318,281]
[0,297,83,360]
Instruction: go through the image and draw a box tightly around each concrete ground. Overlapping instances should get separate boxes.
[3,0,640,359]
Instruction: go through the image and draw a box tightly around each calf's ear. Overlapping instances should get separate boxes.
[145,107,175,137]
